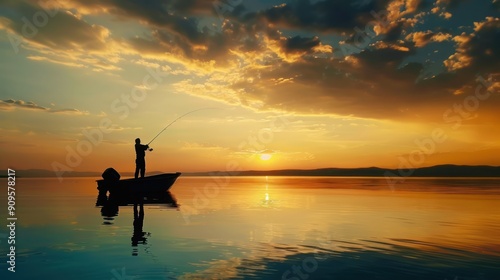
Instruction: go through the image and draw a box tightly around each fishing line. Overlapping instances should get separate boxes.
[147,107,218,146]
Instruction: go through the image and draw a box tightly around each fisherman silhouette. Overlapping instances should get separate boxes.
[134,138,151,179]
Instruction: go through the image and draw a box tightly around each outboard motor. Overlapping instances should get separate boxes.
[102,167,121,181]
[98,167,121,197]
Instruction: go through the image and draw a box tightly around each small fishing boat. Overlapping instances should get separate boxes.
[97,172,181,191]
[96,172,181,204]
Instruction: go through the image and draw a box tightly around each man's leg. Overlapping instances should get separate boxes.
[140,161,146,178]
[134,159,139,179]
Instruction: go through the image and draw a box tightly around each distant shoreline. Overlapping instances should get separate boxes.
[3,164,500,178]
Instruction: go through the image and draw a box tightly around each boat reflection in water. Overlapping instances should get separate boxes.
[96,188,178,255]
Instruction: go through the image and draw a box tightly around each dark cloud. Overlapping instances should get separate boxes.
[445,17,500,73]
[214,28,497,121]
[354,44,415,70]
[127,19,258,65]
[494,0,500,12]
[1,1,109,51]
[60,0,214,38]
[383,22,405,42]
[281,36,321,54]
[91,0,212,48]
[36,0,249,64]
[259,0,390,33]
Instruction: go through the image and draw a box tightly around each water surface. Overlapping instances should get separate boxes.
[1,176,499,279]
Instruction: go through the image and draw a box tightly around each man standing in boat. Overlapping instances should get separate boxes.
[135,138,151,179]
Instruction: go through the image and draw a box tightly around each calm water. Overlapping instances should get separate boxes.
[1,176,500,279]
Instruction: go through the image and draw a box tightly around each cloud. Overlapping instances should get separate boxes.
[0,0,498,124]
[258,0,393,33]
[1,1,110,51]
[50,108,89,115]
[163,2,498,122]
[405,31,452,47]
[445,17,500,72]
[281,35,321,53]
[0,99,46,111]
[440,11,453,19]
[0,99,89,115]
[0,0,121,70]
[26,55,85,68]
[43,0,236,69]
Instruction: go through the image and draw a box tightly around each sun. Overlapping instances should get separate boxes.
[260,153,272,161]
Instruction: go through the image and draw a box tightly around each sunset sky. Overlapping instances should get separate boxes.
[0,0,499,175]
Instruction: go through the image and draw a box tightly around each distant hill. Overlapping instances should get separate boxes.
[4,165,500,178]
[186,165,500,177]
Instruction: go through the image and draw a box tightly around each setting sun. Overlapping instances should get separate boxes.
[260,154,272,161]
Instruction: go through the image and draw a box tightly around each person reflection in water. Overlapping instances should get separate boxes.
[131,202,148,256]
[134,138,151,179]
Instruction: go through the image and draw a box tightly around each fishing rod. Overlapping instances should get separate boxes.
[146,107,217,146]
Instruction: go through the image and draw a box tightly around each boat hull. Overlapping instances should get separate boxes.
[96,172,181,204]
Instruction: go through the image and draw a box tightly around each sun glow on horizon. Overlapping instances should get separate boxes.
[260,153,272,161]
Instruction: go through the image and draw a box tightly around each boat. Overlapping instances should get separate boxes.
[96,172,181,205]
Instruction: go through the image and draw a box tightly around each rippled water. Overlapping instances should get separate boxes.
[1,176,499,279]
